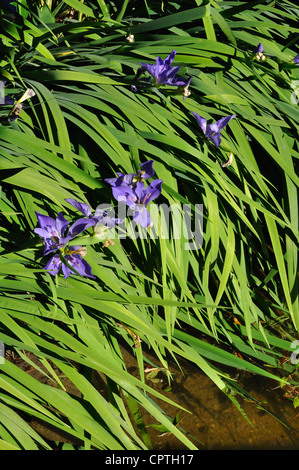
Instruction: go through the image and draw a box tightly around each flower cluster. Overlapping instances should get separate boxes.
[34,200,122,279]
[33,44,299,281]
[34,211,96,279]
[131,50,192,100]
[131,45,299,102]
[105,160,163,229]
[34,161,162,279]
[65,198,123,235]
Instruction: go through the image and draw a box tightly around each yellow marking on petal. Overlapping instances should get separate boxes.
[66,247,87,257]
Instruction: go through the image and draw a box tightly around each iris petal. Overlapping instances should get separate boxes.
[65,199,92,218]
[191,112,207,134]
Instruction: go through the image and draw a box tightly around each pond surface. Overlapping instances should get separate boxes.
[121,345,299,450]
[10,345,299,450]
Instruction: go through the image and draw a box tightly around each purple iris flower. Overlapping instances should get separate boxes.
[34,211,95,255]
[104,160,155,188]
[34,211,95,279]
[294,53,299,64]
[192,112,236,148]
[111,179,163,228]
[44,247,95,279]
[132,51,191,95]
[140,50,183,86]
[65,199,123,230]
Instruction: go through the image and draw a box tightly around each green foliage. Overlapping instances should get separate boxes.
[0,0,299,450]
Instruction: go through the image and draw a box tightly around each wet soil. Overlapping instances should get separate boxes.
[6,345,299,450]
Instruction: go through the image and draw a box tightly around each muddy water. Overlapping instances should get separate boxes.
[17,345,299,450]
[121,345,299,450]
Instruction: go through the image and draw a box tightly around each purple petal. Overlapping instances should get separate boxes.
[95,216,122,229]
[35,212,56,231]
[163,50,176,68]
[65,199,92,218]
[64,254,95,279]
[133,207,152,228]
[140,63,159,80]
[139,160,154,179]
[42,238,60,256]
[191,112,207,134]
[211,114,236,132]
[105,175,124,186]
[34,227,53,240]
[168,76,189,87]
[134,181,146,202]
[208,132,222,148]
[112,185,137,207]
[184,76,192,88]
[140,50,177,83]
[105,173,135,187]
[44,254,62,276]
[55,212,70,237]
[255,43,263,53]
[67,217,95,239]
[93,207,106,218]
[163,65,181,80]
[141,179,163,206]
[206,114,236,138]
[294,53,299,64]
[58,235,73,248]
[104,217,123,227]
[122,174,136,186]
[61,262,72,279]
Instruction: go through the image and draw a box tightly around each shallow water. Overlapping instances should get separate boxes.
[13,345,299,450]
[120,343,299,450]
